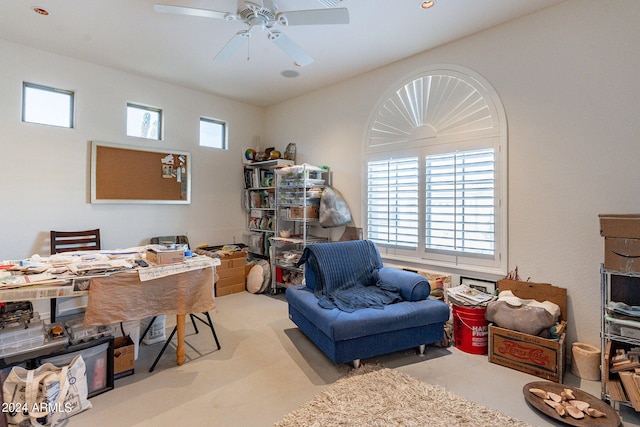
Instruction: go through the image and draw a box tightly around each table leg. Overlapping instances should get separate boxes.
[176,314,186,365]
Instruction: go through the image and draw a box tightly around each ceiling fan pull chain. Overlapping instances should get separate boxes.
[247,36,251,61]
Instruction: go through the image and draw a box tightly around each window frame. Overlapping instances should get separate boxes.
[199,117,228,150]
[364,65,507,275]
[22,82,74,128]
[126,103,163,140]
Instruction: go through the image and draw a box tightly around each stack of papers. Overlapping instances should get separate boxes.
[446,284,496,307]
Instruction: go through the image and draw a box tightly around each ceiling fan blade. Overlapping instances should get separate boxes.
[269,32,313,67]
[278,8,349,26]
[317,0,344,7]
[154,4,231,20]
[215,32,250,61]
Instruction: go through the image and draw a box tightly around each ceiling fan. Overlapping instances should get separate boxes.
[154,1,350,67]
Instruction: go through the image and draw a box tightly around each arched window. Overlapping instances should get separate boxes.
[365,65,507,275]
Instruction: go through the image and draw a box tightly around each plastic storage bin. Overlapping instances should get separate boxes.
[39,337,114,397]
[0,320,45,358]
[65,318,113,345]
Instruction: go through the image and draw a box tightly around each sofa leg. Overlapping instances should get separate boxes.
[418,344,426,355]
[352,359,361,369]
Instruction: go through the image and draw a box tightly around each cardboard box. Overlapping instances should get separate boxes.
[214,251,246,296]
[217,265,245,279]
[599,214,640,272]
[215,280,246,296]
[196,246,247,297]
[488,279,567,383]
[599,214,640,239]
[146,248,185,265]
[290,206,319,219]
[217,251,247,269]
[113,336,135,379]
[604,237,640,272]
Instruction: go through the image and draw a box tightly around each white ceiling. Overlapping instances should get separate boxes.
[0,0,563,107]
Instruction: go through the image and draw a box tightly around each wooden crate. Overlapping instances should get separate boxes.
[488,280,567,383]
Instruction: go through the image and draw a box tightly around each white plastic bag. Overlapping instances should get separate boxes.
[319,186,352,228]
[2,354,92,426]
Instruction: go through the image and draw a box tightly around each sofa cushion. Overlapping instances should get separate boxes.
[377,267,431,302]
[286,285,450,341]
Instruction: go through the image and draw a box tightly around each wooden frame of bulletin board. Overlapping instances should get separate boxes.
[91,141,191,204]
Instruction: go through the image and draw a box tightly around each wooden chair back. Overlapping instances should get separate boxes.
[149,235,190,249]
[50,229,101,254]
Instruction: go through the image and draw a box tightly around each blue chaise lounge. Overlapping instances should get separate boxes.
[285,240,450,367]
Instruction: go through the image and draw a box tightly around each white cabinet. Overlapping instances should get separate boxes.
[269,164,330,293]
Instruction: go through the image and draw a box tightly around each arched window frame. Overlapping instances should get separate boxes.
[363,64,508,275]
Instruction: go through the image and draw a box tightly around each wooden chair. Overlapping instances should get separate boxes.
[146,235,221,372]
[50,229,101,321]
[149,235,189,247]
[50,229,101,254]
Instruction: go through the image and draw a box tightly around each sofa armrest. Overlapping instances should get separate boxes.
[377,267,431,301]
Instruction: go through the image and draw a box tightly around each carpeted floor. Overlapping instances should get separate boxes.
[275,365,532,427]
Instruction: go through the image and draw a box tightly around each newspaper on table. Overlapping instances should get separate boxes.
[446,284,496,307]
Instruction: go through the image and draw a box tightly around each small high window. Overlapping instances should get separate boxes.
[199,117,227,149]
[22,82,74,128]
[127,103,162,140]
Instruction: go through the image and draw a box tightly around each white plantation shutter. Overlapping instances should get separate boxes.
[367,157,419,248]
[425,149,494,256]
[365,65,507,274]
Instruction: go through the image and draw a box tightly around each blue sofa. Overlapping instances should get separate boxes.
[286,240,450,367]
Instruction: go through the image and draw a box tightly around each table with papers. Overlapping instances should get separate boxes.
[0,247,219,366]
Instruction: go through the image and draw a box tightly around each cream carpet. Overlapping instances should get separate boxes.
[275,365,532,427]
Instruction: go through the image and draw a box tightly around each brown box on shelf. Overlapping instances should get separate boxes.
[113,336,135,380]
[604,237,640,272]
[599,214,640,272]
[290,206,319,219]
[599,214,640,239]
[488,280,567,383]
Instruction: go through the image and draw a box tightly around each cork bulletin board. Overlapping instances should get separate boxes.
[91,141,191,204]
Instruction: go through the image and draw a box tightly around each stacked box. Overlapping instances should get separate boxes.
[599,214,640,272]
[289,206,319,219]
[215,252,247,296]
[488,279,567,383]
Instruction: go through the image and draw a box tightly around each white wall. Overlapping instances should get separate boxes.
[265,0,640,347]
[0,39,264,260]
[2,0,638,347]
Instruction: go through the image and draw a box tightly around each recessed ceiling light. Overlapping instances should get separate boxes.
[281,70,299,78]
[421,1,435,9]
[32,7,50,15]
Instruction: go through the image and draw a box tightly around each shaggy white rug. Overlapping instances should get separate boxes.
[275,366,531,427]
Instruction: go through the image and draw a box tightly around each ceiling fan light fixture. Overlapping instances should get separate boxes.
[32,7,50,16]
[421,1,435,9]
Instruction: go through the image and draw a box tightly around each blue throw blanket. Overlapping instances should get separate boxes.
[296,241,402,312]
